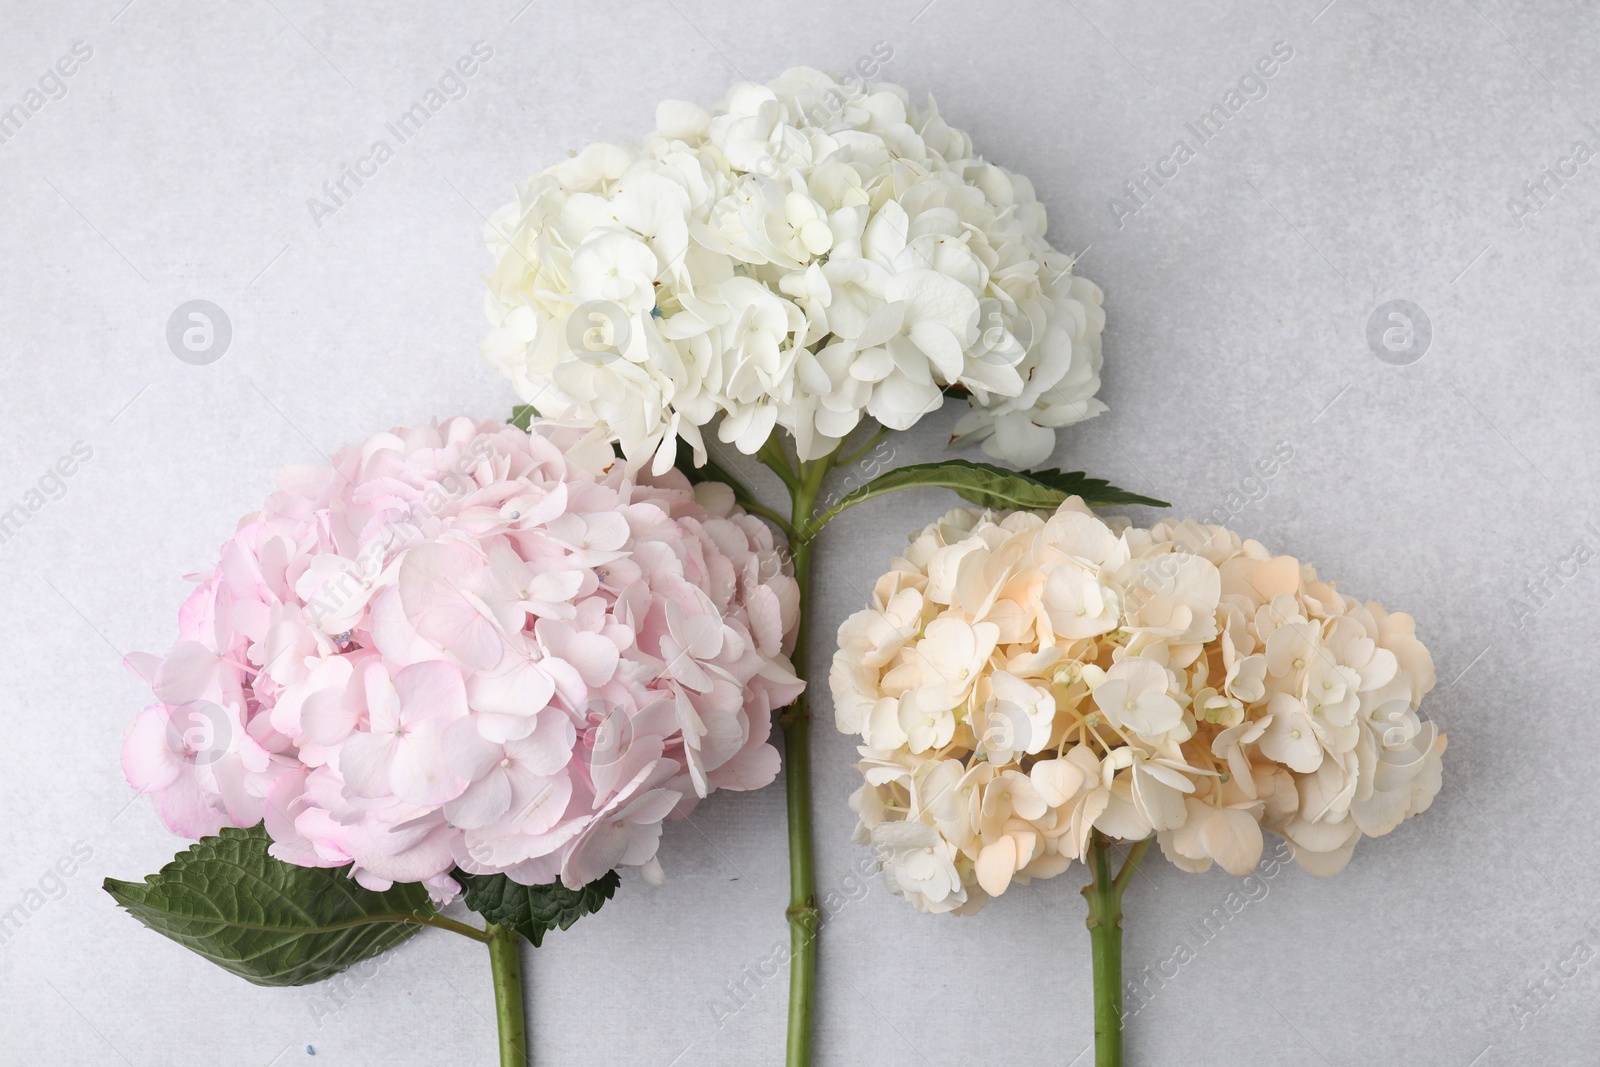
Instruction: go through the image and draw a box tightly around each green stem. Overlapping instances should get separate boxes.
[186,911,491,942]
[758,436,801,491]
[1113,839,1151,898]
[766,449,839,1067]
[835,422,888,468]
[1082,833,1149,1067]
[487,923,528,1067]
[420,913,493,942]
[781,462,820,1067]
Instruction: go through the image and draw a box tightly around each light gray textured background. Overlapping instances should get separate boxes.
[0,0,1594,1064]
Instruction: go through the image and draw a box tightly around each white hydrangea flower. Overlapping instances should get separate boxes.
[483,67,1106,474]
[832,500,1446,913]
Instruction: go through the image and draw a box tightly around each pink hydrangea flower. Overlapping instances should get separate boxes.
[122,417,802,896]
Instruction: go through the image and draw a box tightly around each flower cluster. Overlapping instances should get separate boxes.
[482,66,1106,474]
[830,499,1444,914]
[123,418,802,897]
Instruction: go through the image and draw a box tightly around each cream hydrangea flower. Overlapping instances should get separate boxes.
[831,499,1446,913]
[483,66,1106,474]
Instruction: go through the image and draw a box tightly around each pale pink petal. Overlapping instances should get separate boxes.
[467,644,556,719]
[399,543,503,670]
[560,822,629,888]
[745,586,783,657]
[120,416,805,892]
[338,733,397,798]
[705,741,780,792]
[538,622,619,687]
[368,587,444,666]
[444,772,513,829]
[122,706,182,793]
[153,642,218,705]
[124,651,162,685]
[390,720,466,806]
[300,687,358,746]
[512,712,577,777]
[154,774,230,838]
[442,717,504,780]
[511,773,574,836]
[394,660,468,726]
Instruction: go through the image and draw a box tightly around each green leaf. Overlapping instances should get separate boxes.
[104,825,435,987]
[1008,467,1169,509]
[455,870,620,947]
[820,459,1166,523]
[508,404,538,432]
